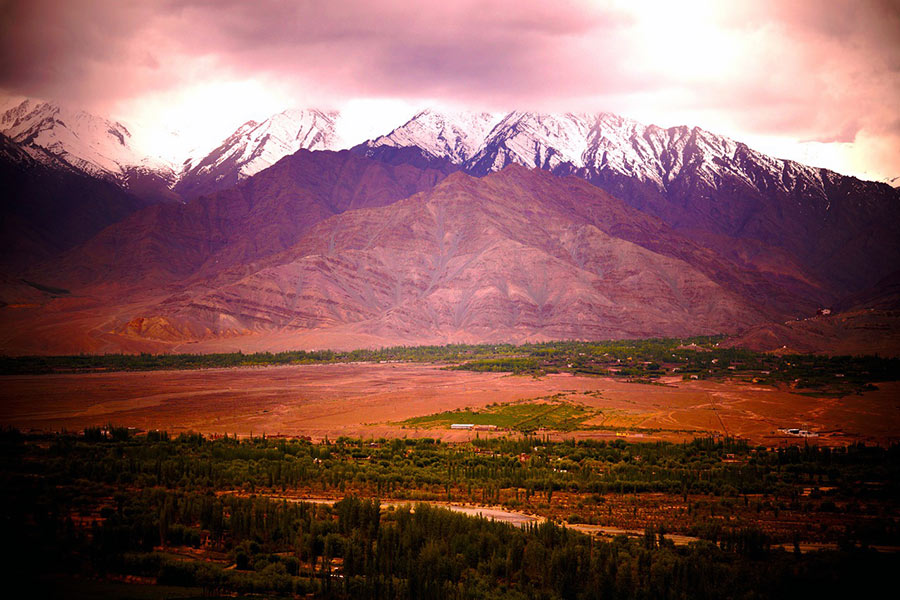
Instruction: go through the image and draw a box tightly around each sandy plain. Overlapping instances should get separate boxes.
[1,363,897,445]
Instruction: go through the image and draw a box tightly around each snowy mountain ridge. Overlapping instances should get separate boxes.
[2,98,894,210]
[0,98,343,201]
[175,109,338,199]
[174,109,339,199]
[0,98,176,183]
[367,109,832,200]
[359,109,503,164]
[180,109,339,180]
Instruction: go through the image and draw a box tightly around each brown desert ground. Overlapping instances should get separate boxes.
[1,363,897,445]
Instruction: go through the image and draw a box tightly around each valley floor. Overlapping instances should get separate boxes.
[2,362,897,446]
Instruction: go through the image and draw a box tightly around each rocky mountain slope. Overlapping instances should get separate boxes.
[33,150,449,296]
[721,309,900,357]
[723,270,900,357]
[81,166,778,351]
[0,134,148,270]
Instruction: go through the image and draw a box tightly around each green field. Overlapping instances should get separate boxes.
[401,395,599,433]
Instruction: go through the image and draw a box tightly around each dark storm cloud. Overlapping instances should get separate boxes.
[0,0,632,106]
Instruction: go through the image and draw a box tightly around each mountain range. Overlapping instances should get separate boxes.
[1,98,898,355]
[359,110,900,300]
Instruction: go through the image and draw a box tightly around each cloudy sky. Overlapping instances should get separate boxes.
[1,0,898,181]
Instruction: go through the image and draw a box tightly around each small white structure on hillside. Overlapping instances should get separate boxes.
[779,427,819,437]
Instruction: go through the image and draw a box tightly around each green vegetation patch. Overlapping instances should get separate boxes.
[4,429,900,600]
[401,395,600,433]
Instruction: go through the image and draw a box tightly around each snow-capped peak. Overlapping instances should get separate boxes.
[362,109,503,163]
[469,111,595,172]
[181,108,339,182]
[172,108,341,199]
[417,110,827,199]
[0,98,170,178]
